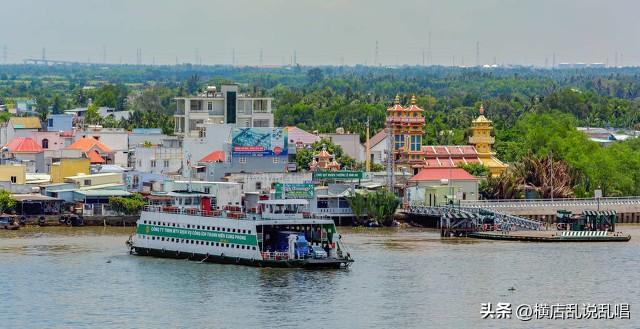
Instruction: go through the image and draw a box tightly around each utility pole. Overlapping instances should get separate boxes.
[293,50,297,66]
[427,32,432,65]
[475,41,480,67]
[42,47,46,61]
[374,40,379,66]
[552,52,556,68]
[422,50,425,66]
[365,116,371,172]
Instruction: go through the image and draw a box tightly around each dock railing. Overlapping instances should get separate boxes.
[460,196,640,209]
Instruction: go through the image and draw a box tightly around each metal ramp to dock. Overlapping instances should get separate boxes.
[407,205,544,233]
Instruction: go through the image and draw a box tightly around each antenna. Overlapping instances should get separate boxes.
[232,48,236,66]
[42,47,46,61]
[102,45,106,64]
[422,50,425,66]
[195,48,199,65]
[3,45,6,63]
[374,40,379,66]
[552,52,556,68]
[475,41,480,66]
[259,48,263,66]
[293,50,297,65]
[427,32,432,65]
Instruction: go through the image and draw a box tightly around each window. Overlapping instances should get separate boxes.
[150,160,156,168]
[238,157,247,164]
[137,160,142,167]
[204,187,210,194]
[163,160,169,167]
[394,134,405,150]
[10,176,17,183]
[84,179,91,186]
[42,139,49,149]
[273,157,279,164]
[48,118,53,127]
[255,182,262,190]
[410,135,421,152]
[207,102,213,111]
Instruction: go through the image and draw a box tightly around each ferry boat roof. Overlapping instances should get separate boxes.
[258,199,309,205]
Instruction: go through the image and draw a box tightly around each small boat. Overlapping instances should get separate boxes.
[0,215,20,230]
[128,191,354,269]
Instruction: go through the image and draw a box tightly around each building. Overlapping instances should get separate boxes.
[386,95,425,172]
[320,129,365,162]
[0,117,42,146]
[0,164,26,185]
[50,158,90,183]
[74,128,129,166]
[407,167,479,203]
[368,102,507,177]
[173,84,274,137]
[63,172,124,189]
[2,137,46,173]
[309,146,341,171]
[131,138,182,175]
[66,137,115,164]
[45,114,73,132]
[467,105,508,176]
[224,172,312,194]
[287,126,320,148]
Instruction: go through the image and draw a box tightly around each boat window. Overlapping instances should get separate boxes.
[216,243,219,246]
[172,223,176,227]
[248,230,252,234]
[232,229,236,233]
[143,220,147,224]
[184,198,192,205]
[225,244,229,248]
[317,200,328,208]
[187,224,191,228]
[241,245,245,249]
[236,245,240,249]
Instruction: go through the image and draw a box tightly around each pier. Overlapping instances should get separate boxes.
[459,196,640,223]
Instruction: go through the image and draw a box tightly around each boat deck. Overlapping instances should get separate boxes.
[468,230,631,242]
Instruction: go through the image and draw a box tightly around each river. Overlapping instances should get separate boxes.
[1,225,639,328]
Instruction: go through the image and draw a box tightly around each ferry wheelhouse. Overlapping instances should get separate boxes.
[128,191,353,269]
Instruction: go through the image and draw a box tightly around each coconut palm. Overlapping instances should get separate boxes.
[346,190,368,225]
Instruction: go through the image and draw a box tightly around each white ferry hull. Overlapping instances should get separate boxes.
[129,210,353,269]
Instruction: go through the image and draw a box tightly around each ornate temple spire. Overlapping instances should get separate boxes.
[479,103,485,115]
[394,94,400,105]
[410,94,417,105]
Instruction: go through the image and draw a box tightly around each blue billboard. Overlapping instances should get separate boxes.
[231,127,288,157]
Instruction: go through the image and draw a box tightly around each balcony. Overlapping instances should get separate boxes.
[386,117,425,125]
[468,136,495,144]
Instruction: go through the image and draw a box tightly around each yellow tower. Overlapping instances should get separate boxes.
[468,104,507,177]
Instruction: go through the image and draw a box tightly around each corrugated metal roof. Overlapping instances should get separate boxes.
[73,190,131,197]
[9,117,41,129]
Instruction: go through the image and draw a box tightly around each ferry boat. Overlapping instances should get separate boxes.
[128,191,354,269]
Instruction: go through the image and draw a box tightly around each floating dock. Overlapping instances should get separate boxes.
[468,230,631,242]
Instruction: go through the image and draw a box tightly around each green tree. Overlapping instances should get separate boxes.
[366,189,400,226]
[346,191,368,225]
[109,193,145,215]
[84,103,102,126]
[458,163,490,177]
[0,190,16,214]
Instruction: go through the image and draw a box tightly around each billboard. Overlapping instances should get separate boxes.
[274,183,315,199]
[231,127,288,157]
[313,171,364,180]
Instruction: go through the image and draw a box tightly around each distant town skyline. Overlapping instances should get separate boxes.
[1,0,638,67]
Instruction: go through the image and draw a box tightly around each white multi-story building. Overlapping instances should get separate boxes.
[131,138,182,175]
[174,84,274,137]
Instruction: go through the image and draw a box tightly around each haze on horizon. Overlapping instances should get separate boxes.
[0,0,637,67]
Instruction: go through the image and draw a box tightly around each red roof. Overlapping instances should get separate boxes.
[199,150,225,163]
[66,137,112,153]
[86,150,106,164]
[4,137,43,153]
[409,168,477,181]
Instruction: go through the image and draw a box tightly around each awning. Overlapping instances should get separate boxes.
[582,210,616,216]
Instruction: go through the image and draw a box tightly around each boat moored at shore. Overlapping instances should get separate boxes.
[128,192,353,269]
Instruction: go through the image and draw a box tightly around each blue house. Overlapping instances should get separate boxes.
[46,114,74,132]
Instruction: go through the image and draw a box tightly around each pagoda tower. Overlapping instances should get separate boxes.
[386,94,425,172]
[309,145,341,171]
[468,104,507,176]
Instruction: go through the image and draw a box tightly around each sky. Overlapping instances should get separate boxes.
[0,0,638,66]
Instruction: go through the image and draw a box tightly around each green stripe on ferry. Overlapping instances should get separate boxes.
[137,224,257,245]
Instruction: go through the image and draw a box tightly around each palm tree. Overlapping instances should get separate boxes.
[346,191,368,225]
[367,189,400,226]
